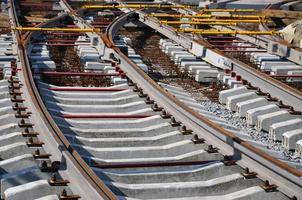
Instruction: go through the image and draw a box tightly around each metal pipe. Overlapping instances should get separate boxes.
[200,8,255,12]
[147,13,264,19]
[191,18,266,23]
[160,21,238,25]
[177,28,278,35]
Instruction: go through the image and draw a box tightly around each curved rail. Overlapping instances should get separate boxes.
[10,1,117,199]
[105,9,302,199]
[135,11,302,112]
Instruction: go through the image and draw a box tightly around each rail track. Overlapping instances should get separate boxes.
[138,10,302,112]
[4,0,302,199]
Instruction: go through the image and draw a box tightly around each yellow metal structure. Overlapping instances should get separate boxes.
[191,18,267,23]
[176,28,278,35]
[82,4,192,9]
[161,19,265,24]
[146,13,265,19]
[200,9,255,12]
[13,27,101,32]
[160,21,237,26]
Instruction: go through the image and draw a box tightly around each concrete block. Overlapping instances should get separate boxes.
[222,76,232,85]
[269,118,302,141]
[271,65,302,75]
[80,54,100,62]
[286,70,302,82]
[226,92,258,111]
[246,104,280,125]
[32,45,47,52]
[32,61,56,69]
[104,66,115,74]
[219,86,248,104]
[29,55,51,61]
[260,61,292,71]
[187,65,211,74]
[84,62,107,71]
[257,110,293,132]
[4,180,61,200]
[228,80,242,88]
[217,73,225,81]
[295,140,302,158]
[128,54,142,60]
[257,56,281,63]
[137,63,148,72]
[235,97,268,117]
[130,58,143,64]
[166,46,184,56]
[195,69,218,83]
[112,77,127,85]
[159,39,171,47]
[161,42,176,50]
[282,129,302,150]
[176,56,198,65]
[79,49,98,57]
[171,51,190,60]
[180,61,207,69]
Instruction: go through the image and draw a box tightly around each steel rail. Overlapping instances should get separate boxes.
[137,11,302,112]
[10,0,118,199]
[105,10,302,199]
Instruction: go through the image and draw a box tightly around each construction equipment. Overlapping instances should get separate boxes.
[176,28,278,35]
[13,27,101,32]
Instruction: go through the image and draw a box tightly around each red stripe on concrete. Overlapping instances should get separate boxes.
[62,114,152,119]
[42,71,119,76]
[49,88,126,92]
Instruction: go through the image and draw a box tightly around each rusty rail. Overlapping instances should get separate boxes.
[10,0,118,199]
[104,9,302,198]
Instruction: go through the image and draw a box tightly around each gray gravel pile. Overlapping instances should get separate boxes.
[160,82,302,165]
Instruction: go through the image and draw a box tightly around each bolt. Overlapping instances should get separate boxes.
[61,189,67,197]
[35,149,40,155]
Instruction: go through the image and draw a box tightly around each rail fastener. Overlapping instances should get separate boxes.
[152,103,163,111]
[160,109,172,119]
[206,145,219,153]
[181,125,193,135]
[240,167,258,179]
[26,137,44,147]
[170,117,182,127]
[22,128,39,137]
[192,134,205,144]
[48,174,70,186]
[33,149,51,159]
